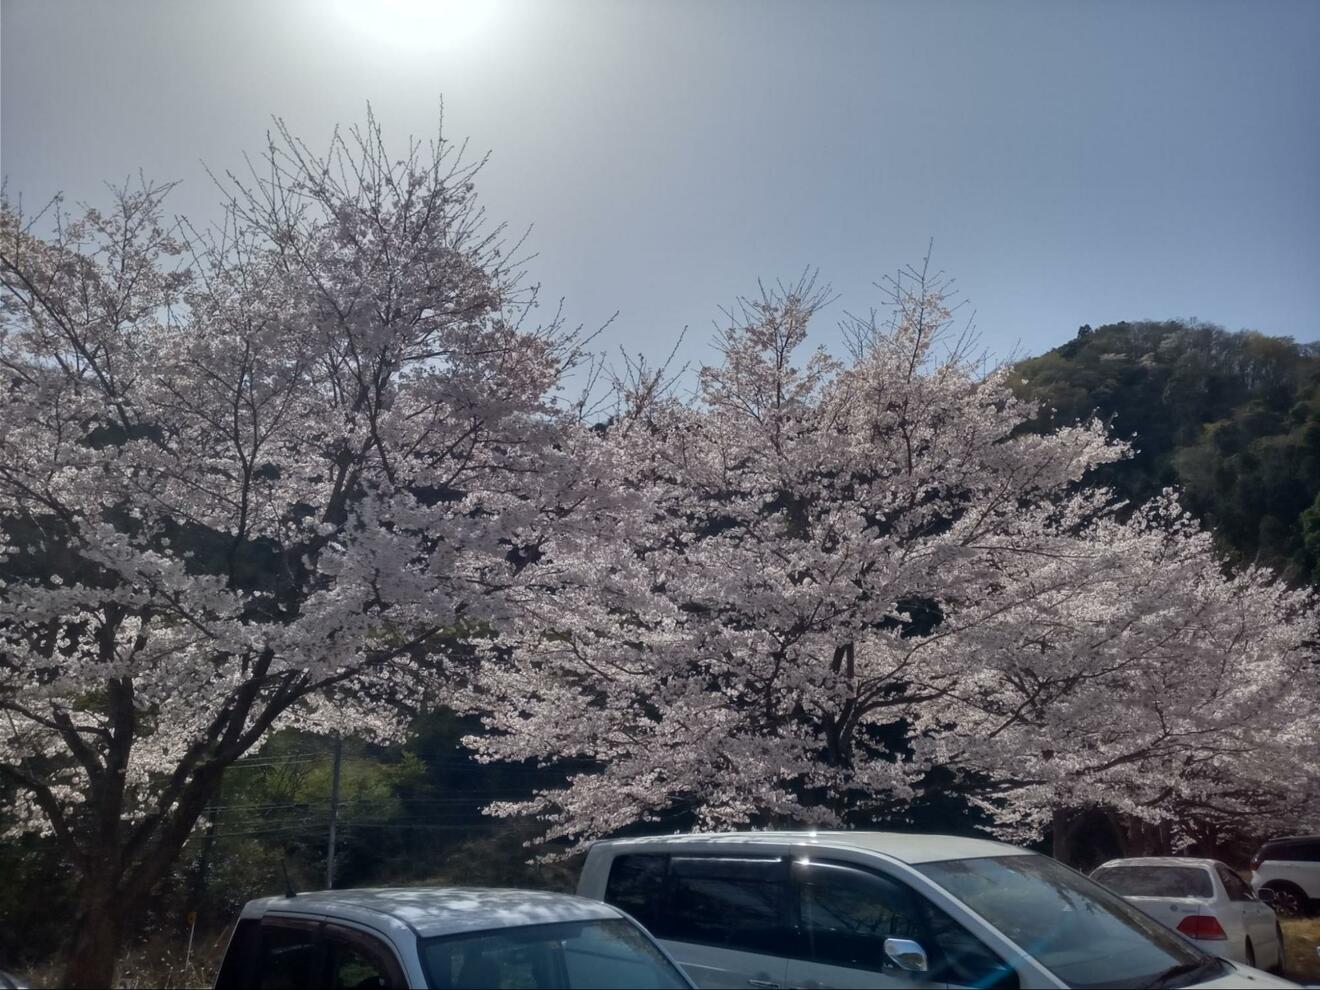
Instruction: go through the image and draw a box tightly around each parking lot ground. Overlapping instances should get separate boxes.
[1283,918,1320,983]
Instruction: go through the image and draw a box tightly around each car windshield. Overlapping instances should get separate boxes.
[419,918,690,989]
[916,855,1222,989]
[1091,865,1214,899]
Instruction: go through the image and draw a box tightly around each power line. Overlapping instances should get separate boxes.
[338,822,534,833]
[205,795,536,813]
[220,760,327,773]
[209,819,535,840]
[209,823,328,840]
[221,760,599,776]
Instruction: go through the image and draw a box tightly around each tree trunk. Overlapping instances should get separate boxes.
[1112,814,1171,858]
[61,873,128,990]
[59,770,222,986]
[1051,807,1076,864]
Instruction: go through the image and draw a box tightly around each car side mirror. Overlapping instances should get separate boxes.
[883,937,929,973]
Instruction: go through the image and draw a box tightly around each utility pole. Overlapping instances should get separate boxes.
[326,734,342,890]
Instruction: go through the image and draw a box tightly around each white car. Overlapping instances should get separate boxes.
[211,886,695,989]
[1251,836,1320,917]
[1091,857,1284,971]
[577,831,1300,988]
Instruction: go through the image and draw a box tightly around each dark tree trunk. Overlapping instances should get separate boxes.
[1051,807,1076,864]
[57,765,226,986]
[62,872,128,990]
[1111,814,1171,858]
[1190,821,1219,861]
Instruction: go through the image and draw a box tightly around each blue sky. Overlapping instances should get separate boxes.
[3,0,1318,375]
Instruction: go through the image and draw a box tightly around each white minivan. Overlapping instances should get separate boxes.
[577,831,1299,989]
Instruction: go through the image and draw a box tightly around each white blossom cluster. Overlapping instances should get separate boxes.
[0,118,609,900]
[460,269,1320,851]
[1,116,1315,903]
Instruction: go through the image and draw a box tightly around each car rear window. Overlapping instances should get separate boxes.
[1091,865,1214,898]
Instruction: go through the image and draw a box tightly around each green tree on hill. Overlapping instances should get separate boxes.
[1015,319,1320,582]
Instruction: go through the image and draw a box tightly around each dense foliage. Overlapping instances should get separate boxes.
[0,115,621,986]
[1,113,1317,985]
[1015,320,1320,583]
[464,272,1319,857]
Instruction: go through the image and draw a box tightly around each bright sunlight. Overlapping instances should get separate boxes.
[331,0,499,51]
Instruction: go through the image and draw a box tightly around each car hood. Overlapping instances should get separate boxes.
[1185,961,1301,988]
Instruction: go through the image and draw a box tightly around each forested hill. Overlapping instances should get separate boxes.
[1014,320,1320,584]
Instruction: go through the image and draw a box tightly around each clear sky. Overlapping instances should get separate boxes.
[3,0,1318,373]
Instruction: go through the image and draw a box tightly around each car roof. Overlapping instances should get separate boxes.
[1093,857,1222,870]
[242,887,622,939]
[591,830,1029,864]
[1261,834,1320,845]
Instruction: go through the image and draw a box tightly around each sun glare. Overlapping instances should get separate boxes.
[332,0,499,52]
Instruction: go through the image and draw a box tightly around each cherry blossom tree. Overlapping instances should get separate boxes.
[464,262,1318,858]
[920,494,1320,858]
[0,115,610,987]
[463,264,1139,844]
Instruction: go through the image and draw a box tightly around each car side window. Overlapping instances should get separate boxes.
[1266,841,1320,863]
[324,924,405,990]
[604,853,669,932]
[1216,866,1251,902]
[921,894,1020,989]
[793,861,1018,989]
[793,860,923,970]
[214,919,261,990]
[664,855,788,953]
[255,918,323,990]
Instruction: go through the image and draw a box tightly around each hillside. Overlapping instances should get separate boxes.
[1014,320,1320,583]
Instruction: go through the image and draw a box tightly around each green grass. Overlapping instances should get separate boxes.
[1282,918,1320,983]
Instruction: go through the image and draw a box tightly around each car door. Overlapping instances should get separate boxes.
[785,860,1018,990]
[1216,865,1278,969]
[658,855,792,989]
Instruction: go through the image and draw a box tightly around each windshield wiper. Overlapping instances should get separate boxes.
[1147,958,1218,989]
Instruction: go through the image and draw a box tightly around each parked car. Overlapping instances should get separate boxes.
[1089,857,1283,971]
[577,831,1300,989]
[1251,836,1320,918]
[212,886,695,989]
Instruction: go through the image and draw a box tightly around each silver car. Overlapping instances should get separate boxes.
[212,886,695,989]
[576,831,1300,988]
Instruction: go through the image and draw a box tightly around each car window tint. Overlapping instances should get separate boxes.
[560,920,685,989]
[793,861,1017,988]
[919,856,1215,990]
[1262,839,1320,862]
[326,930,397,990]
[1091,865,1214,898]
[214,919,261,990]
[1215,866,1251,902]
[665,856,785,952]
[420,919,688,990]
[1282,840,1320,862]
[603,854,668,931]
[794,860,923,969]
[922,896,1020,990]
[256,922,321,990]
